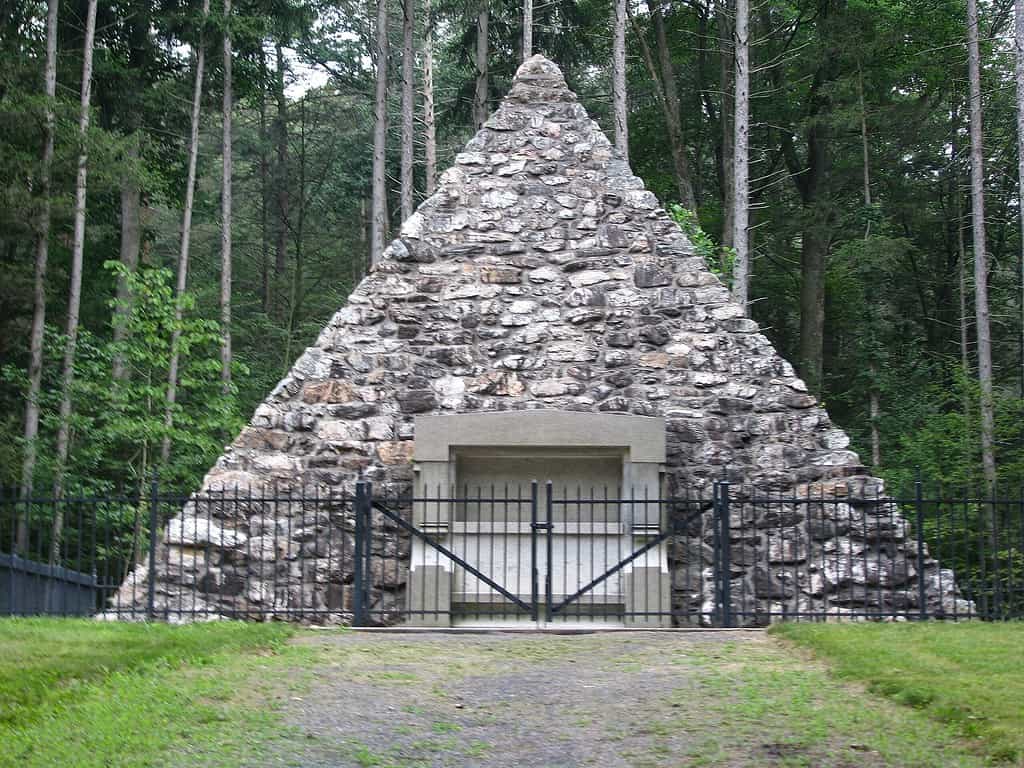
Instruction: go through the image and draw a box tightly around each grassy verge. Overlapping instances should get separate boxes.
[774,622,1024,764]
[0,618,307,768]
[672,637,986,767]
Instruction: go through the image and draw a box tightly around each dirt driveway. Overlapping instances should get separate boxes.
[274,630,982,768]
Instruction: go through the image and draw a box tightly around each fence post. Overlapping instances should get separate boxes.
[718,481,732,628]
[915,470,927,620]
[353,480,368,627]
[530,481,539,623]
[146,471,159,621]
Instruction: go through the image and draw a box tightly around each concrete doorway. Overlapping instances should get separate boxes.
[405,412,671,628]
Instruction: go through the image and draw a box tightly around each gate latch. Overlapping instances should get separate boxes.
[530,522,553,531]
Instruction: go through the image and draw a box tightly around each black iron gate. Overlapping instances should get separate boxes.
[5,477,1019,623]
[353,481,713,627]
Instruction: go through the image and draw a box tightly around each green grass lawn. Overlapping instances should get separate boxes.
[0,618,303,768]
[775,622,1024,764]
[1,618,1019,767]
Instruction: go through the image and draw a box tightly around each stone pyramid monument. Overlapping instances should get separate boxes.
[117,55,968,624]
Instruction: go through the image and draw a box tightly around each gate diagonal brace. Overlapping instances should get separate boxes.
[371,501,533,614]
[550,506,705,615]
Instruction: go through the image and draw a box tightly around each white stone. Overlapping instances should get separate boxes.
[509,300,538,314]
[481,189,519,208]
[569,270,609,287]
[167,516,248,549]
[400,211,425,239]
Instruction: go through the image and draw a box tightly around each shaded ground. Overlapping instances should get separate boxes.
[274,630,985,768]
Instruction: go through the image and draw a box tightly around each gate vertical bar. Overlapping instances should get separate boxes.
[353,480,368,626]
[545,481,553,624]
[146,472,159,620]
[364,482,374,622]
[717,481,733,628]
[915,470,927,619]
[530,481,539,623]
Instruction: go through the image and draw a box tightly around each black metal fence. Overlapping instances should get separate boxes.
[1,480,1021,625]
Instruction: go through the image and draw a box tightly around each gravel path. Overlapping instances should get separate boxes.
[271,630,979,768]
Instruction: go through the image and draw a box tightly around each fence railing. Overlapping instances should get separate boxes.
[0,480,1021,625]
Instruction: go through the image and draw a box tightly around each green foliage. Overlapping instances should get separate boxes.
[775,623,1024,764]
[667,204,735,285]
[1,263,245,492]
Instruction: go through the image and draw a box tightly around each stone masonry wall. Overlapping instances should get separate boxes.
[113,56,970,623]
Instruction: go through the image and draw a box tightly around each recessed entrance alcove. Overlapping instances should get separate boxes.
[408,411,671,628]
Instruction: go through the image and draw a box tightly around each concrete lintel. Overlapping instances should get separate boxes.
[414,411,666,463]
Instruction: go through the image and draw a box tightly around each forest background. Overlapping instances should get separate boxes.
[2,0,1023,505]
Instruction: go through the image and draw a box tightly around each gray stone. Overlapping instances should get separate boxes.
[117,54,964,626]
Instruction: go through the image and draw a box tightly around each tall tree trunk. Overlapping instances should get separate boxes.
[612,0,628,161]
[284,97,307,372]
[798,213,828,393]
[51,0,98,565]
[718,0,734,249]
[161,0,209,466]
[951,92,973,474]
[857,66,880,467]
[370,0,389,267]
[400,0,414,223]
[220,0,233,391]
[957,171,972,471]
[423,15,437,196]
[731,0,750,310]
[112,137,141,382]
[693,3,710,205]
[1016,0,1024,399]
[523,0,533,60]
[967,0,997,490]
[259,47,270,313]
[630,3,697,212]
[17,0,60,554]
[274,42,289,283]
[473,4,489,129]
[654,4,696,211]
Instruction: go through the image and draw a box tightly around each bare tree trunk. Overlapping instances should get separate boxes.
[423,16,437,196]
[654,4,696,211]
[858,70,872,220]
[161,0,209,465]
[967,0,997,490]
[798,218,828,393]
[360,197,369,276]
[1016,0,1024,399]
[951,92,973,471]
[957,197,976,478]
[370,0,389,268]
[400,0,414,223]
[630,3,696,211]
[112,137,141,382]
[274,42,289,283]
[284,96,308,372]
[259,47,270,313]
[473,4,489,130]
[731,0,749,310]
[220,0,233,391]
[857,65,880,467]
[51,0,98,565]
[718,0,734,250]
[612,0,628,161]
[523,0,533,60]
[17,0,60,554]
